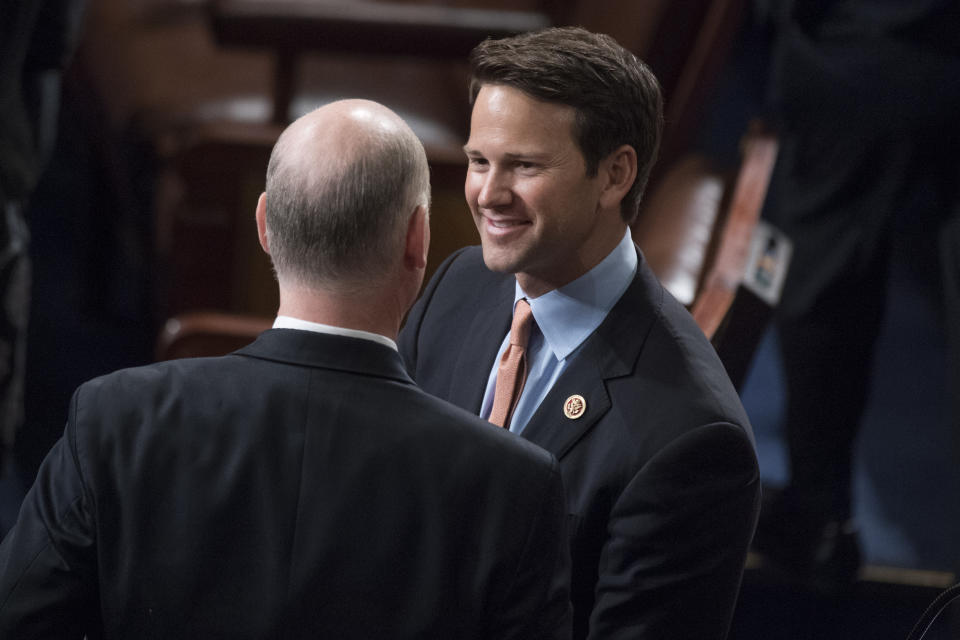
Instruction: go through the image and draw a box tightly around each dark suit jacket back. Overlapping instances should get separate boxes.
[0,329,570,639]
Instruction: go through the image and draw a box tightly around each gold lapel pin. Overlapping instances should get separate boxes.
[563,394,586,420]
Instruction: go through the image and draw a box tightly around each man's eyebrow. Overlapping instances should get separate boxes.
[462,146,549,160]
[503,152,548,161]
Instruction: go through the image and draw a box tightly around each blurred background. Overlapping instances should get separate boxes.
[2,1,957,637]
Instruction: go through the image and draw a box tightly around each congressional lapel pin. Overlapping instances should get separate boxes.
[563,394,586,420]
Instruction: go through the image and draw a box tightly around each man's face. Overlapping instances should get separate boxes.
[464,85,625,297]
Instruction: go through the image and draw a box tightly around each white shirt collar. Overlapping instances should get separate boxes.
[272,315,398,351]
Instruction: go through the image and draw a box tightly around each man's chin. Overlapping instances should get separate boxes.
[480,245,522,275]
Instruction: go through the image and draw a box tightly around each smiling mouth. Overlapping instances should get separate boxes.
[483,216,530,234]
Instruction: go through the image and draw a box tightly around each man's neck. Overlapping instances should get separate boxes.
[516,223,630,298]
[276,283,405,342]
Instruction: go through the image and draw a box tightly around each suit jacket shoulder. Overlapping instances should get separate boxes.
[400,246,760,640]
[0,330,572,639]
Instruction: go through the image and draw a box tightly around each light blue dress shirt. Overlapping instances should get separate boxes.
[480,228,639,434]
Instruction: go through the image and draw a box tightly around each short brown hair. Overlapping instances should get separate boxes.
[469,26,663,224]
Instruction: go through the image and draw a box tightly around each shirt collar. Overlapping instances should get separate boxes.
[273,315,399,351]
[517,227,637,361]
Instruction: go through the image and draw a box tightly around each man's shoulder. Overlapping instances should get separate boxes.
[400,245,512,368]
[425,245,505,294]
[431,247,514,313]
[434,244,485,274]
[597,260,754,443]
[409,385,557,471]
[72,355,252,419]
[80,354,242,389]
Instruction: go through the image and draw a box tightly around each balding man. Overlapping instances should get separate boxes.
[0,100,571,639]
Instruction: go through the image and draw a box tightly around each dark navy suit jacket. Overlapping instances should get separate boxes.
[400,246,761,640]
[0,329,571,639]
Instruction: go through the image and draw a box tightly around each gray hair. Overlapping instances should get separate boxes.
[264,110,430,287]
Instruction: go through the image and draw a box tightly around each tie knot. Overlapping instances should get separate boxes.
[509,299,534,346]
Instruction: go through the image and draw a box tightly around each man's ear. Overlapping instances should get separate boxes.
[255,192,270,254]
[404,204,430,270]
[598,144,638,211]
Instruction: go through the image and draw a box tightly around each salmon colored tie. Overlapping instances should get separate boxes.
[489,299,534,429]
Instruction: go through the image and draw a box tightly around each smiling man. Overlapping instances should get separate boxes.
[463,85,626,297]
[0,100,572,640]
[400,27,761,640]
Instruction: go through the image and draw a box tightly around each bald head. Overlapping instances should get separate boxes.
[263,99,430,289]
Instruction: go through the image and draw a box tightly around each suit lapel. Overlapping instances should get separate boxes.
[447,276,514,413]
[520,356,612,459]
[521,254,664,459]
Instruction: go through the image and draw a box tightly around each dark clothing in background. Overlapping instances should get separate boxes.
[761,0,960,520]
[0,0,86,472]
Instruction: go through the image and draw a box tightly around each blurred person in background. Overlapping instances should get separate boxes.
[751,0,960,591]
[0,0,86,485]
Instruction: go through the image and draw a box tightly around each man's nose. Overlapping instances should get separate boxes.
[477,168,513,209]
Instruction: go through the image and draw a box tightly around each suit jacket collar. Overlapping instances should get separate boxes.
[236,328,415,385]
[520,250,664,459]
[446,273,515,412]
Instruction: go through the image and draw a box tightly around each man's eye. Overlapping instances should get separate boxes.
[517,161,536,170]
[468,157,488,167]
